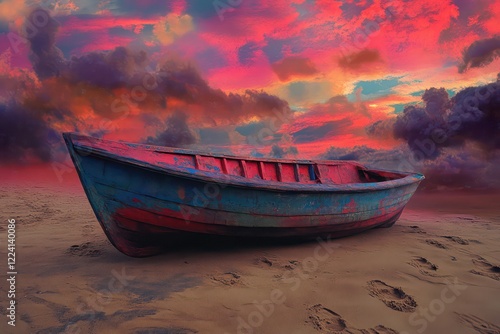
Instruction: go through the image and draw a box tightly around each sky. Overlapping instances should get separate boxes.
[0,0,499,189]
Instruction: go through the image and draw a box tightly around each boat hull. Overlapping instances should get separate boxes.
[64,134,422,257]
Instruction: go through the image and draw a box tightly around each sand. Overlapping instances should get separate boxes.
[0,183,499,334]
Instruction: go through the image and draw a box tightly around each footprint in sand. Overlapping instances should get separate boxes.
[470,257,500,281]
[402,225,426,234]
[254,256,275,267]
[456,313,500,334]
[210,272,241,286]
[441,235,470,245]
[307,304,398,333]
[367,280,417,312]
[409,257,439,276]
[66,242,103,257]
[425,239,448,249]
[308,304,347,333]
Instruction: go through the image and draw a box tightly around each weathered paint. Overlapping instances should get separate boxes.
[63,132,424,257]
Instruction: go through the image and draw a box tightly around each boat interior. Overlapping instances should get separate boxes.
[71,134,404,185]
[154,151,403,185]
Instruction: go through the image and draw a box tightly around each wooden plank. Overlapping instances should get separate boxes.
[276,163,283,182]
[308,164,316,181]
[293,163,300,182]
[221,158,228,174]
[314,164,322,180]
[258,161,266,180]
[240,160,248,177]
[194,155,201,170]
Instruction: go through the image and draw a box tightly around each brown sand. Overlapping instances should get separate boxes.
[1,185,499,334]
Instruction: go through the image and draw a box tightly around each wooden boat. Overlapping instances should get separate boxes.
[63,132,424,257]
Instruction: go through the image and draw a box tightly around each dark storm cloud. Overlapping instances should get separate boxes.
[421,150,500,189]
[360,77,500,189]
[365,118,395,139]
[392,88,450,159]
[447,81,500,151]
[0,9,293,164]
[62,53,290,120]
[26,8,66,79]
[145,111,196,147]
[368,83,500,160]
[65,47,148,88]
[0,102,59,163]
[458,36,500,73]
[23,9,290,122]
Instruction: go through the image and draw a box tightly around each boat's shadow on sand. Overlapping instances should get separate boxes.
[156,234,321,255]
[97,231,368,263]
[94,233,348,263]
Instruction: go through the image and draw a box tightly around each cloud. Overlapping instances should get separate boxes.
[152,13,194,45]
[26,8,66,79]
[392,88,450,159]
[458,36,500,73]
[421,149,500,189]
[0,8,294,164]
[368,81,500,159]
[338,48,383,70]
[145,110,195,147]
[271,56,318,81]
[23,9,292,123]
[269,144,299,158]
[65,46,148,88]
[0,0,27,22]
[0,101,60,163]
[292,119,352,143]
[360,78,500,189]
[447,81,500,151]
[322,144,500,190]
[198,127,231,145]
[322,145,407,170]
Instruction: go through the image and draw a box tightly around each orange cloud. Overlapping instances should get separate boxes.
[153,13,194,45]
[0,0,27,22]
[338,48,383,71]
[271,56,318,81]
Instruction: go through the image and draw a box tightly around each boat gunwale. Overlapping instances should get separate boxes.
[64,132,425,193]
